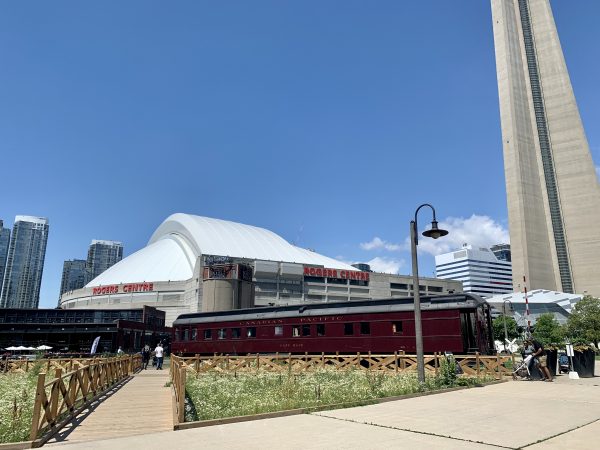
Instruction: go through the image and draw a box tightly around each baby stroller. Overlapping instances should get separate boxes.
[512,355,533,380]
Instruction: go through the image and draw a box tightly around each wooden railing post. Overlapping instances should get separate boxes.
[50,368,62,425]
[178,368,186,424]
[29,372,46,441]
[394,351,398,373]
[476,352,480,378]
[496,353,501,379]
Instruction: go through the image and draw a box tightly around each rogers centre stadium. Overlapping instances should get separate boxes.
[60,214,461,325]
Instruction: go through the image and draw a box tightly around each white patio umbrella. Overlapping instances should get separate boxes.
[36,345,52,350]
[5,346,19,351]
[24,347,37,351]
[14,346,28,351]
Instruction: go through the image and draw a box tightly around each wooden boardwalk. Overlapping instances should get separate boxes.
[48,367,172,445]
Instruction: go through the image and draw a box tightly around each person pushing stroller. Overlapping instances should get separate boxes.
[524,337,553,382]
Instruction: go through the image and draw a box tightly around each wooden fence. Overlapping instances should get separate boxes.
[1,357,123,375]
[169,352,513,426]
[172,352,515,379]
[170,355,187,426]
[28,355,142,444]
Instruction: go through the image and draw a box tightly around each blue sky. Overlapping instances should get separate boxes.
[1,1,598,308]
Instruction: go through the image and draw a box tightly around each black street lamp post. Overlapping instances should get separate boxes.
[410,204,448,383]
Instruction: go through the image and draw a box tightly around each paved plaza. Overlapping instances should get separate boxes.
[43,361,599,450]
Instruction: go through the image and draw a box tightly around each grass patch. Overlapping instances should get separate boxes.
[0,366,42,444]
[184,368,493,422]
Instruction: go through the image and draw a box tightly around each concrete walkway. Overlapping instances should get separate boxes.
[48,367,172,446]
[48,363,600,449]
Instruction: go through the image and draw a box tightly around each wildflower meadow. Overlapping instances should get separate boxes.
[185,363,492,422]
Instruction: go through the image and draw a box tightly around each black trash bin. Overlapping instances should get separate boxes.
[546,349,558,376]
[572,349,596,378]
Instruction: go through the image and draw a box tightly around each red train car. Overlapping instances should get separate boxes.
[171,293,495,355]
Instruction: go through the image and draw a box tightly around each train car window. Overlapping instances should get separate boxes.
[292,326,300,337]
[218,328,226,340]
[175,329,180,341]
[204,329,212,340]
[247,327,256,338]
[392,322,403,334]
[183,329,189,341]
[191,329,198,341]
[274,325,283,336]
[317,324,326,336]
[302,324,311,336]
[232,328,241,339]
[360,322,370,335]
[344,323,354,335]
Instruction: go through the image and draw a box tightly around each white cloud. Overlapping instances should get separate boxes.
[360,236,402,252]
[365,257,406,274]
[409,214,509,256]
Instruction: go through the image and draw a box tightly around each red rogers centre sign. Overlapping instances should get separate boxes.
[304,267,369,281]
[92,283,154,296]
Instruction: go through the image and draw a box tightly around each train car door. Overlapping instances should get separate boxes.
[460,311,478,353]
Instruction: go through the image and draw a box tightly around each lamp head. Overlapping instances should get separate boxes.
[422,220,448,240]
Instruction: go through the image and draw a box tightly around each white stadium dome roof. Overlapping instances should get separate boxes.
[86,213,357,287]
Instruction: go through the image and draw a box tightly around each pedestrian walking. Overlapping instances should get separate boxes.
[141,345,151,370]
[117,346,124,356]
[154,342,164,370]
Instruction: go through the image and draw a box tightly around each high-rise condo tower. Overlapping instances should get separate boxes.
[491,0,600,296]
[0,216,49,308]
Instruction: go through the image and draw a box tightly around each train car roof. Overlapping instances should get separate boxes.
[173,293,488,326]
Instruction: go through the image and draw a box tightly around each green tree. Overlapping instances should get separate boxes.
[492,315,519,342]
[567,295,600,347]
[532,313,565,346]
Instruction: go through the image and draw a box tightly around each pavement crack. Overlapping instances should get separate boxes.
[312,413,515,449]
[518,417,600,449]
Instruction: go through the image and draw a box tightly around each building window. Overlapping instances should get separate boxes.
[218,328,226,340]
[274,325,283,336]
[191,329,197,341]
[344,323,354,336]
[247,327,256,338]
[204,329,212,340]
[360,322,370,335]
[304,276,325,283]
[317,324,326,336]
[390,283,408,290]
[292,326,300,337]
[392,322,403,334]
[232,328,241,339]
[428,286,443,293]
[302,324,311,336]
